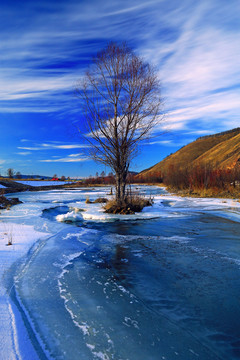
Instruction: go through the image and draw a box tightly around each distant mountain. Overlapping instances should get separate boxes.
[13,174,52,180]
[139,128,240,178]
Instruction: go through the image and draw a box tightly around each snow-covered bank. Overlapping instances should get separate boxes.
[0,223,49,360]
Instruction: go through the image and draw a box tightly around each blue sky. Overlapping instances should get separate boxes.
[0,0,240,178]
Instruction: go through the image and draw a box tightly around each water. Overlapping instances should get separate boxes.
[2,186,240,359]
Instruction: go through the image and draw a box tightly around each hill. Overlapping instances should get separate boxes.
[139,128,240,178]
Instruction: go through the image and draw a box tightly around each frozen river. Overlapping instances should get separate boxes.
[1,185,240,359]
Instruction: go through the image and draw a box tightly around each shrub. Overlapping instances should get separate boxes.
[85,197,92,204]
[104,195,153,214]
[93,197,108,203]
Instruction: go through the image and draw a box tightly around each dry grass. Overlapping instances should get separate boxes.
[93,197,108,203]
[104,195,153,214]
[0,193,22,209]
[0,192,9,209]
[3,223,13,246]
[85,197,108,204]
[167,185,240,199]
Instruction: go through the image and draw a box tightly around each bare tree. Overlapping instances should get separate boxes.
[76,43,162,204]
[7,168,14,179]
[16,171,22,179]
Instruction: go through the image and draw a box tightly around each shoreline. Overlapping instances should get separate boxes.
[163,187,240,200]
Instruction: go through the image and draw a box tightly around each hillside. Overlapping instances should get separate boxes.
[140,128,240,178]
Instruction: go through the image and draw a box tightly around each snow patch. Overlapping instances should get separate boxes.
[0,222,49,360]
[56,211,83,222]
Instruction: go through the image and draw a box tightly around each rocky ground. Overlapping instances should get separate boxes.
[0,195,22,210]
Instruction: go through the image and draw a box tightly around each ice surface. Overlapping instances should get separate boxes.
[0,184,6,188]
[1,185,240,359]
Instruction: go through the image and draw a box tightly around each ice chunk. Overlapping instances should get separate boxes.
[56,211,83,222]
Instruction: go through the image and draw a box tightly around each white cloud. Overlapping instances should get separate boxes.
[141,0,240,135]
[18,146,45,151]
[68,153,83,157]
[40,143,89,149]
[18,142,89,151]
[160,89,240,133]
[16,152,31,156]
[148,140,172,145]
[0,0,239,138]
[185,130,211,135]
[39,156,88,163]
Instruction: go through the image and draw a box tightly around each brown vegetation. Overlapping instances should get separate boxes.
[134,127,240,198]
[93,197,108,203]
[0,191,22,209]
[138,128,240,179]
[85,197,108,204]
[163,164,240,198]
[104,195,153,214]
[82,175,115,185]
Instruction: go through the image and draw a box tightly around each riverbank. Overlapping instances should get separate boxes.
[0,192,23,210]
[134,182,240,200]
[164,186,240,200]
[0,222,49,359]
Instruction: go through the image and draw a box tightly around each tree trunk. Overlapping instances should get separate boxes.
[115,171,127,204]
